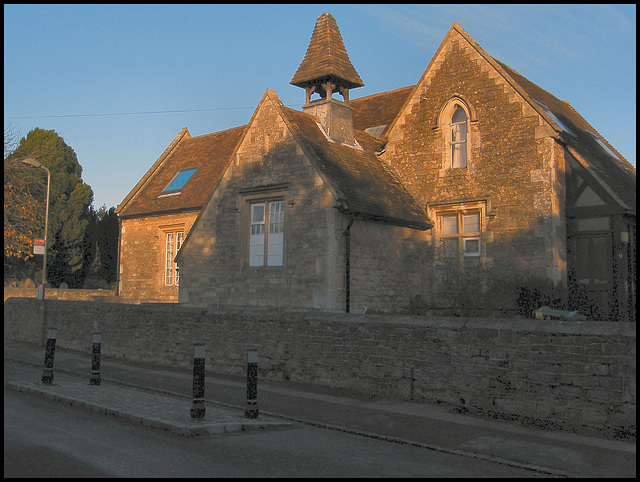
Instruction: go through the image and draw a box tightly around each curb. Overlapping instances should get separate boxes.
[6,380,290,437]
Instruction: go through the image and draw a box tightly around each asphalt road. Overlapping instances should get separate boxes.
[4,364,548,477]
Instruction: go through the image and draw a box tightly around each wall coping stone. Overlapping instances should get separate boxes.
[6,298,635,337]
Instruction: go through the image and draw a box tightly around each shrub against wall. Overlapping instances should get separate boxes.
[415,254,569,318]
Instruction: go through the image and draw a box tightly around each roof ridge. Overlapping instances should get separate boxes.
[351,85,415,103]
[186,124,247,141]
[497,59,633,173]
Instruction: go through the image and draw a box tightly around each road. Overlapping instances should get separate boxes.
[4,364,547,477]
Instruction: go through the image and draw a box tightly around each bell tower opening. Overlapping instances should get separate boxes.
[290,13,364,145]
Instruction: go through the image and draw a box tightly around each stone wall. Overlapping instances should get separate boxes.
[178,95,345,311]
[119,211,198,302]
[4,297,634,438]
[383,27,567,308]
[3,287,119,303]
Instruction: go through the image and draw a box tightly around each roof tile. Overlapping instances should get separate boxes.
[290,13,364,89]
[118,126,246,217]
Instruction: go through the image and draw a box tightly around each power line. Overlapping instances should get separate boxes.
[4,104,304,120]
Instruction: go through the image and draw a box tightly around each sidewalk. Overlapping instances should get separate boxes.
[4,339,636,478]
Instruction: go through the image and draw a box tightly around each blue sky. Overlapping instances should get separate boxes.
[4,4,636,210]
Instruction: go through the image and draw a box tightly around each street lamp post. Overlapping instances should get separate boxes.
[22,158,50,298]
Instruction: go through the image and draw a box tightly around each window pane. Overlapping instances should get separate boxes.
[464,238,480,256]
[163,168,198,192]
[267,202,284,266]
[442,238,459,257]
[451,107,467,169]
[268,231,284,266]
[251,204,265,224]
[175,232,184,285]
[250,203,266,266]
[452,142,467,168]
[442,215,458,235]
[462,213,480,233]
[452,106,466,124]
[165,232,174,285]
[250,233,265,266]
[269,201,284,234]
[451,123,467,143]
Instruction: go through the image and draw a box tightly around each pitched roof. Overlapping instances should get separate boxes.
[351,86,413,136]
[495,60,636,212]
[117,125,246,218]
[278,101,431,230]
[119,20,634,226]
[290,12,364,89]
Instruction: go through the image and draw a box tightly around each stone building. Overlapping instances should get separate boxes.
[116,126,245,301]
[116,14,635,320]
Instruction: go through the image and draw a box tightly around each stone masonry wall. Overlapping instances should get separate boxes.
[4,287,118,303]
[4,297,634,438]
[178,94,345,311]
[384,29,567,306]
[119,211,198,302]
[349,221,429,314]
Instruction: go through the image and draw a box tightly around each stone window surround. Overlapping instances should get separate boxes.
[237,184,290,268]
[434,95,478,173]
[426,199,491,261]
[159,223,185,286]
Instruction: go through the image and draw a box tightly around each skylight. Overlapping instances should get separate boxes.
[365,125,387,137]
[163,167,199,193]
[587,131,622,161]
[534,100,574,136]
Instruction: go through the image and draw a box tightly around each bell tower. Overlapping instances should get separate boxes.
[290,13,364,145]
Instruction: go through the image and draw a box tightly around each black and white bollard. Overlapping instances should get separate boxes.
[245,348,259,419]
[42,327,57,384]
[90,331,102,385]
[190,342,206,419]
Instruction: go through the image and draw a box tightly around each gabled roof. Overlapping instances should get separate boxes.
[443,21,635,213]
[351,86,413,136]
[495,61,636,212]
[120,19,634,226]
[117,125,246,218]
[381,22,635,214]
[276,97,431,230]
[290,12,364,89]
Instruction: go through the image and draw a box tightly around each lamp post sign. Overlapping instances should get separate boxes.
[33,238,45,255]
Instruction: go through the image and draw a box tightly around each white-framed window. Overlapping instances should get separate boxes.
[450,106,467,169]
[165,230,184,285]
[249,200,285,267]
[438,98,473,172]
[439,211,481,257]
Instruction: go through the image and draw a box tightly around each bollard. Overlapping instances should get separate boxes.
[245,348,259,419]
[190,342,206,419]
[90,331,102,385]
[42,327,57,384]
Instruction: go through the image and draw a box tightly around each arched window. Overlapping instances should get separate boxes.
[451,106,467,168]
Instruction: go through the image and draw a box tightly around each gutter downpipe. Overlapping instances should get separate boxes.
[115,216,122,296]
[344,215,355,313]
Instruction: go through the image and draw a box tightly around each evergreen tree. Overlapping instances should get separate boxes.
[82,205,119,286]
[4,128,94,287]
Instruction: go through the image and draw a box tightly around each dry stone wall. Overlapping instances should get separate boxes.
[4,297,634,438]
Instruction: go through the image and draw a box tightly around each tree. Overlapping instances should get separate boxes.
[4,128,94,287]
[81,205,119,286]
[4,125,46,279]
